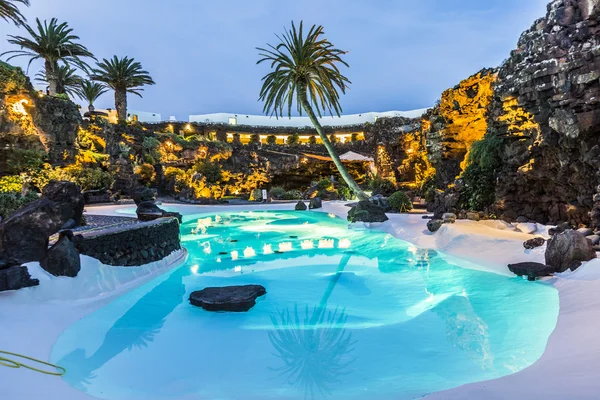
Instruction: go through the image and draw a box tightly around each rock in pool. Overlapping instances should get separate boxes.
[508,262,556,281]
[189,285,267,312]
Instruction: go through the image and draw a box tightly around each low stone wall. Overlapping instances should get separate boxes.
[76,217,181,266]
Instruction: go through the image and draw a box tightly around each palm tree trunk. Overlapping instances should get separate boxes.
[45,60,58,96]
[297,88,368,201]
[115,89,127,122]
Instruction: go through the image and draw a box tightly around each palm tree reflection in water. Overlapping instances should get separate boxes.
[268,253,356,399]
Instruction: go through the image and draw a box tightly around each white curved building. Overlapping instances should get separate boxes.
[188,109,429,127]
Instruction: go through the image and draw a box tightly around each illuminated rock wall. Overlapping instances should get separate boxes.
[490,0,600,224]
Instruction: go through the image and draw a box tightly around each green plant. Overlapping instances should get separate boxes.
[0,61,31,93]
[309,136,317,145]
[460,133,503,210]
[351,133,358,142]
[424,187,437,203]
[0,175,23,193]
[266,134,276,145]
[76,79,107,110]
[249,188,263,201]
[257,21,367,200]
[250,134,260,144]
[90,55,155,121]
[269,186,286,199]
[317,178,334,191]
[194,161,222,184]
[134,163,155,185]
[369,177,396,196]
[4,148,46,174]
[389,191,413,212]
[36,64,81,97]
[337,185,352,200]
[53,92,69,100]
[283,189,303,200]
[288,133,299,145]
[0,191,38,219]
[2,18,94,95]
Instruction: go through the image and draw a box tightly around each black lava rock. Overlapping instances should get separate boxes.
[189,285,267,312]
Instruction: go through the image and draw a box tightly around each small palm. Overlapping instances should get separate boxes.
[76,80,108,110]
[36,64,82,97]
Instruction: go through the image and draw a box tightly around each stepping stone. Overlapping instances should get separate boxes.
[190,285,266,312]
[508,262,556,281]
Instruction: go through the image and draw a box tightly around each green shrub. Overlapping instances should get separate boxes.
[369,177,396,196]
[317,178,334,191]
[250,134,260,144]
[266,135,277,145]
[53,93,70,100]
[0,191,38,219]
[283,189,303,200]
[0,61,31,94]
[460,133,503,210]
[309,136,317,145]
[134,163,156,185]
[351,133,359,142]
[0,175,24,193]
[269,186,286,199]
[424,187,437,203]
[288,133,299,145]
[194,161,222,184]
[389,191,413,212]
[337,185,353,200]
[64,166,114,191]
[4,148,46,174]
[249,188,263,201]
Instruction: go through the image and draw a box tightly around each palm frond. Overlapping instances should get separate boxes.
[0,0,29,26]
[35,64,83,97]
[90,55,155,93]
[75,79,108,106]
[257,21,351,119]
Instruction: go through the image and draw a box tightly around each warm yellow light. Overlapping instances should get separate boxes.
[231,250,239,261]
[243,246,256,258]
[11,99,29,116]
[185,124,192,131]
[191,265,199,274]
[234,266,242,273]
[263,244,273,254]
[338,239,351,249]
[318,239,334,249]
[301,240,314,250]
[278,242,293,252]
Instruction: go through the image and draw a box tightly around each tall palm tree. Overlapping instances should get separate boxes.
[2,18,94,95]
[90,56,155,122]
[76,79,107,112]
[36,64,82,97]
[0,0,29,26]
[257,21,367,201]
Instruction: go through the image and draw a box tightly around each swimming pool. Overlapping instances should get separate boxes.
[51,211,559,399]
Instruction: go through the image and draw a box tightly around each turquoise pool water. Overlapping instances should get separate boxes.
[52,211,559,400]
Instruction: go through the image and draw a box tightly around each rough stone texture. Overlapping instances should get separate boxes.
[189,285,267,312]
[442,213,457,224]
[508,262,556,280]
[0,198,72,266]
[0,265,39,292]
[490,0,600,225]
[591,185,600,230]
[427,219,444,233]
[132,188,157,205]
[524,237,547,249]
[76,217,181,266]
[545,229,597,271]
[136,201,183,223]
[295,201,307,211]
[347,200,389,223]
[42,181,85,225]
[370,194,391,211]
[309,197,323,209]
[40,231,81,277]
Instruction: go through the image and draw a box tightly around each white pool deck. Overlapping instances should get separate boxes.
[1,201,599,399]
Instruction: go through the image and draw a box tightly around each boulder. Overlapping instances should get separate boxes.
[40,231,81,277]
[132,188,157,205]
[136,201,182,223]
[427,219,444,232]
[508,262,556,281]
[0,198,73,266]
[0,265,39,292]
[466,212,480,221]
[549,222,572,236]
[516,223,538,234]
[347,200,389,223]
[442,213,457,224]
[545,230,597,272]
[524,237,546,250]
[369,194,391,211]
[577,227,594,237]
[587,235,600,246]
[295,201,307,211]
[189,285,267,312]
[309,197,322,209]
[42,181,85,225]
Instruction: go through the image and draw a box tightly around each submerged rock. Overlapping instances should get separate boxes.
[508,262,556,281]
[0,265,39,292]
[189,285,267,312]
[309,197,322,209]
[40,231,80,277]
[347,200,389,223]
[545,230,597,272]
[523,237,546,250]
[295,201,307,211]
